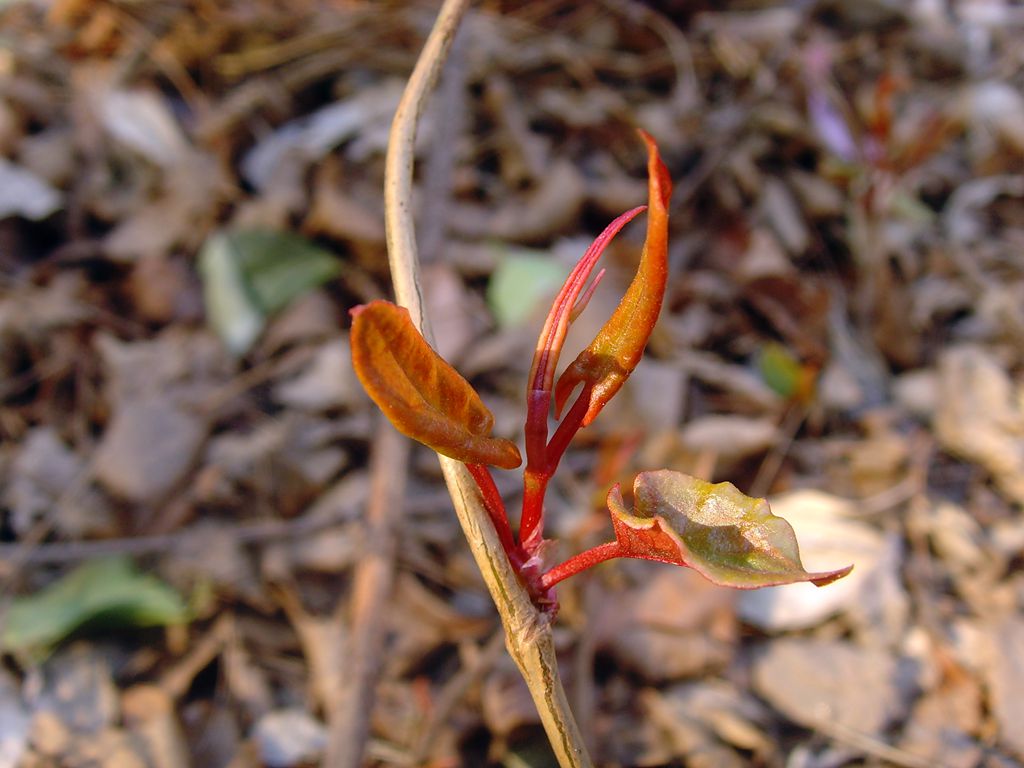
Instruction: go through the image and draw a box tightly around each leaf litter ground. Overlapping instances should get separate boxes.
[0,1,1022,766]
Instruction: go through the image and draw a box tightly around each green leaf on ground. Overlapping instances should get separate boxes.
[758,342,804,399]
[486,249,567,328]
[2,557,190,655]
[200,229,341,354]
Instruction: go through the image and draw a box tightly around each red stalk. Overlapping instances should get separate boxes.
[520,208,645,553]
[465,463,522,567]
[537,541,624,591]
[520,472,548,556]
[519,385,594,553]
[545,385,593,470]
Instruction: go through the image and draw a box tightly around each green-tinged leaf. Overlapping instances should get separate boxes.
[554,130,672,425]
[200,229,340,354]
[502,736,559,768]
[229,230,340,313]
[2,557,190,655]
[487,249,567,329]
[606,470,852,589]
[889,190,935,224]
[758,343,803,399]
[350,300,522,469]
[199,231,264,354]
[758,343,817,403]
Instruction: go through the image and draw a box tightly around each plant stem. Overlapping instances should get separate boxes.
[520,470,549,554]
[465,463,520,564]
[520,385,591,553]
[519,207,644,552]
[383,2,592,765]
[539,542,623,592]
[547,385,593,470]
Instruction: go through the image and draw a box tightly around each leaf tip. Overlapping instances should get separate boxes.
[808,563,854,587]
[550,131,672,427]
[637,129,672,212]
[489,441,524,470]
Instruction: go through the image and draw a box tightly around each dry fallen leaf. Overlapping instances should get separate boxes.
[978,618,1024,760]
[643,681,775,762]
[752,638,911,736]
[99,89,189,168]
[597,566,737,681]
[94,397,208,503]
[679,415,778,461]
[933,345,1024,506]
[274,341,364,412]
[737,490,901,634]
[898,676,983,768]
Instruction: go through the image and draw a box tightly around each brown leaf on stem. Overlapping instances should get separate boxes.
[554,130,672,426]
[606,470,852,589]
[350,300,522,469]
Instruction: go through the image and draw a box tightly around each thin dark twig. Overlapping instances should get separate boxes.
[0,501,360,570]
[325,421,408,768]
[411,629,506,762]
[749,403,808,499]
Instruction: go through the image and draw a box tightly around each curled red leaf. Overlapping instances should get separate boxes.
[554,130,672,426]
[606,470,852,589]
[351,300,522,469]
[524,205,645,465]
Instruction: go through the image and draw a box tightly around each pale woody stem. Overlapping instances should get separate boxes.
[381,1,593,766]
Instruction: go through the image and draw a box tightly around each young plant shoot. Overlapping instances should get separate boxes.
[351,131,852,609]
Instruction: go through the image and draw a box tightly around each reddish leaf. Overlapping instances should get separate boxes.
[523,205,645,464]
[606,470,852,589]
[553,130,672,426]
[350,300,522,469]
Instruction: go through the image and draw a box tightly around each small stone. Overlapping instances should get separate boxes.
[253,709,327,768]
[28,711,70,757]
[34,645,119,735]
[0,670,31,766]
[274,341,363,412]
